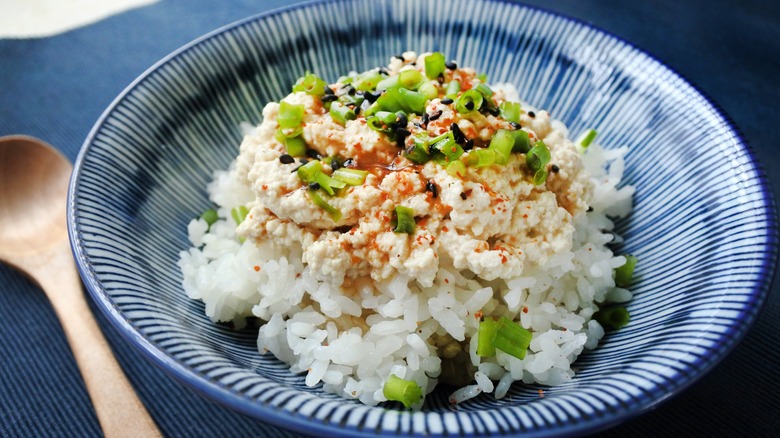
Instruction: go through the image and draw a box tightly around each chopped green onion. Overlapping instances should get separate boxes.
[375,87,405,113]
[455,89,483,114]
[307,189,342,222]
[397,87,428,114]
[594,306,630,330]
[292,72,327,97]
[200,208,218,227]
[332,168,368,186]
[429,131,463,162]
[296,160,323,183]
[577,129,598,148]
[488,129,515,165]
[474,82,494,98]
[275,130,307,157]
[615,254,638,287]
[532,168,548,185]
[469,148,496,168]
[230,205,249,226]
[477,318,499,357]
[329,102,356,126]
[404,132,431,164]
[354,70,384,91]
[445,80,461,98]
[376,75,399,91]
[525,141,550,172]
[392,205,416,234]
[383,374,422,409]
[493,316,532,360]
[477,72,488,82]
[500,101,521,123]
[511,129,530,153]
[399,69,424,90]
[446,160,466,178]
[314,171,347,196]
[277,101,305,130]
[418,82,439,100]
[424,52,446,80]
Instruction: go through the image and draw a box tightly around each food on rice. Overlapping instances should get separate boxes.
[178,51,635,408]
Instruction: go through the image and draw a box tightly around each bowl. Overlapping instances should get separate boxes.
[67,0,778,435]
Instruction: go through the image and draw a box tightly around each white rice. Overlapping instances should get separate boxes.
[178,122,634,408]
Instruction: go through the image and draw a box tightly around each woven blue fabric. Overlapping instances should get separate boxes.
[0,0,777,436]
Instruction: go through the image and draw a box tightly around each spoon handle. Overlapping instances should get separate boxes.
[33,240,162,438]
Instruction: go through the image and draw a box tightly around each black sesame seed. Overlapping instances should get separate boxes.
[321,94,338,103]
[343,158,355,168]
[509,121,522,130]
[464,139,474,151]
[460,192,467,200]
[528,111,536,118]
[331,157,342,170]
[421,113,430,127]
[441,97,454,105]
[309,182,321,190]
[323,86,335,95]
[394,54,405,61]
[551,164,560,173]
[425,180,439,198]
[450,123,465,144]
[306,149,322,160]
[428,110,443,121]
[279,154,295,164]
[396,112,408,127]
[437,73,445,84]
[395,127,411,143]
[348,87,356,96]
[353,105,361,116]
[298,158,308,165]
[587,206,594,212]
[445,60,458,70]
[487,106,501,117]
[378,67,390,76]
[464,100,475,111]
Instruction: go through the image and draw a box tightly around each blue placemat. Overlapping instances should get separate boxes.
[1,0,778,436]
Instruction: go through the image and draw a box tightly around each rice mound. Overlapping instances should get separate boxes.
[178,57,634,407]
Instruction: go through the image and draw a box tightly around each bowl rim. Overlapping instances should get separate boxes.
[67,0,779,436]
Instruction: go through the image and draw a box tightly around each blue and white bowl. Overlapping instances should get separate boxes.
[68,0,777,436]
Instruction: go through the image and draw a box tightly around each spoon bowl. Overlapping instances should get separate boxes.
[0,135,161,438]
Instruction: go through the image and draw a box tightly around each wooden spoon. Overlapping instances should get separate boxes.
[0,135,162,437]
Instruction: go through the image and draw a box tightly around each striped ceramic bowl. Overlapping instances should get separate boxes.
[68,0,777,436]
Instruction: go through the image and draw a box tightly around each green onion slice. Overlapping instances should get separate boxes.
[474,82,494,98]
[525,141,550,172]
[200,208,218,227]
[594,306,630,330]
[404,132,431,164]
[418,82,439,100]
[292,72,327,97]
[429,131,463,163]
[383,374,422,409]
[424,52,446,80]
[500,101,521,123]
[532,168,548,186]
[445,80,461,99]
[332,168,368,186]
[354,70,384,91]
[455,89,483,114]
[230,205,249,226]
[392,205,416,234]
[446,160,466,178]
[307,189,342,222]
[314,171,347,196]
[472,149,496,168]
[398,69,424,90]
[477,318,499,357]
[488,129,515,165]
[577,129,598,148]
[296,160,323,183]
[277,101,305,130]
[397,87,428,114]
[511,129,530,153]
[329,102,356,126]
[615,254,638,287]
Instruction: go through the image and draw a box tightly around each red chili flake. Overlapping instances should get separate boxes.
[261,184,268,190]
[444,278,449,284]
[501,255,508,263]
[522,306,529,313]
[474,310,483,319]
[522,214,528,219]
[253,265,261,272]
[296,273,301,278]
[442,226,449,232]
